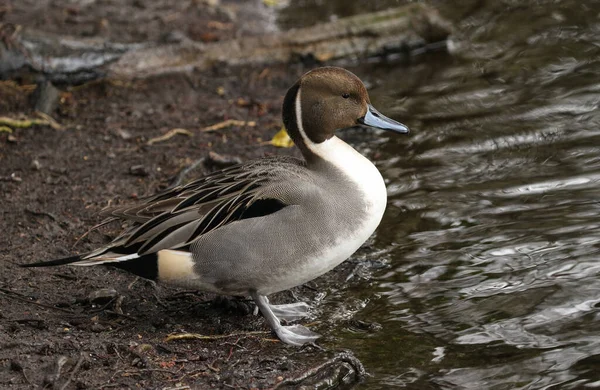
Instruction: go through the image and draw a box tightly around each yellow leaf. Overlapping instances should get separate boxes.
[269,127,294,148]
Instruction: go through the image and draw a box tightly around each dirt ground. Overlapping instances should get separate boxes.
[0,1,370,389]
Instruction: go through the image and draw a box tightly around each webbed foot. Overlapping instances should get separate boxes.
[269,301,311,321]
[275,324,321,346]
[251,292,321,346]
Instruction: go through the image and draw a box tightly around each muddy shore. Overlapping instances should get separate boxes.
[1,1,414,388]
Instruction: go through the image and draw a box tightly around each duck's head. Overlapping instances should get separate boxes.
[282,67,409,159]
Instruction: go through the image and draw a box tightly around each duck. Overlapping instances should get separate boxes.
[22,66,409,346]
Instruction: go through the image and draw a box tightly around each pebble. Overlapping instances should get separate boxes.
[114,128,133,140]
[88,287,118,304]
[90,323,106,333]
[129,164,149,177]
[31,159,42,170]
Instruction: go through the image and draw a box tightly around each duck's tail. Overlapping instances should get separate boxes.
[20,255,83,267]
[20,250,173,282]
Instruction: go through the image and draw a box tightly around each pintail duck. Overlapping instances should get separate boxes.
[23,67,409,345]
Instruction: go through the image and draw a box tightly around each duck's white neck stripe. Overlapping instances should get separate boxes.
[295,86,331,157]
[294,87,311,149]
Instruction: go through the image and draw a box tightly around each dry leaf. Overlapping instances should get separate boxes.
[269,127,294,148]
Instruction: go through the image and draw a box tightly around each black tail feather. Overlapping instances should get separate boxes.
[21,253,159,281]
[20,255,83,268]
[110,253,158,280]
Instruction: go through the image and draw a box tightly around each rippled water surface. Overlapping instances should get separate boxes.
[281,1,600,388]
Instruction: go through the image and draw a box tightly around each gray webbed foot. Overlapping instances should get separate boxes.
[269,301,311,321]
[251,292,321,346]
[275,324,320,346]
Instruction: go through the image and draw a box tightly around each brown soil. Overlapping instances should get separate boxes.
[0,1,368,389]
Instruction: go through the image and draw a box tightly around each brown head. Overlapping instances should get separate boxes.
[282,67,409,159]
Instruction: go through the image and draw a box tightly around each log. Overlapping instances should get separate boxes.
[0,4,452,83]
[0,23,144,83]
[111,3,452,78]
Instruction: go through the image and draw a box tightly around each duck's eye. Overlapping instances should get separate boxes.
[342,93,350,99]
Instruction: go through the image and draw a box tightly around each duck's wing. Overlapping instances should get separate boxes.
[24,156,306,267]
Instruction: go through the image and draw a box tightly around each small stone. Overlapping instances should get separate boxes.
[115,128,133,140]
[88,288,118,304]
[136,344,153,353]
[129,165,149,177]
[31,159,42,170]
[90,323,106,333]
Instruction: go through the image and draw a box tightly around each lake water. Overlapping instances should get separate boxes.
[280,1,600,388]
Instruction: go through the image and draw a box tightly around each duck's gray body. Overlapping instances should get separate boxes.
[22,67,408,345]
[188,143,383,297]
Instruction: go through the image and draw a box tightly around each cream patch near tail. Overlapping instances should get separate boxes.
[157,250,199,283]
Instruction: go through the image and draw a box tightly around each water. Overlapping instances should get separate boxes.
[280,1,600,388]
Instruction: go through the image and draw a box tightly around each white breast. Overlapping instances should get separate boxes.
[312,135,387,218]
[307,135,388,266]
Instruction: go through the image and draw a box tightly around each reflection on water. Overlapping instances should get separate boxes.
[281,0,600,388]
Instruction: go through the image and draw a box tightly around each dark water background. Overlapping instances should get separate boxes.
[280,1,600,388]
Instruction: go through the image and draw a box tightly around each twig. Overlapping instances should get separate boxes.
[35,111,63,130]
[226,339,239,362]
[152,292,167,308]
[0,287,74,314]
[88,297,117,313]
[168,367,208,383]
[200,119,256,132]
[127,277,140,290]
[147,128,193,145]
[272,351,367,389]
[111,368,177,381]
[0,113,62,130]
[59,354,86,390]
[165,330,269,342]
[71,217,118,249]
[93,383,123,389]
[24,207,59,222]
[206,361,220,373]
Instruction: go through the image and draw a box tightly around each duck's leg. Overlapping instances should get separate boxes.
[251,292,320,346]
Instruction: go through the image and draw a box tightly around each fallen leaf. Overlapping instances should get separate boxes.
[269,127,294,148]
